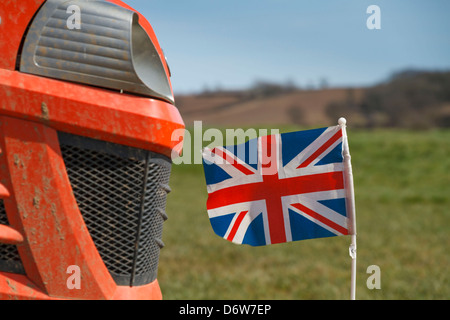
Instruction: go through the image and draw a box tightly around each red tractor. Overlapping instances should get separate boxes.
[0,0,184,299]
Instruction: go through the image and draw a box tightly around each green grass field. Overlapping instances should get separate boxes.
[158,127,449,300]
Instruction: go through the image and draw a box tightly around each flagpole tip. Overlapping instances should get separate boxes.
[338,117,347,126]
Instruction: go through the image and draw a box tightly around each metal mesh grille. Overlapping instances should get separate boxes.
[0,200,25,274]
[59,133,171,286]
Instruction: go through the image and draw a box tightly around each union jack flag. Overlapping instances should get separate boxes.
[202,124,354,246]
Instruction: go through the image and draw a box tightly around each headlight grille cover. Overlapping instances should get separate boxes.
[59,132,172,286]
[20,0,174,104]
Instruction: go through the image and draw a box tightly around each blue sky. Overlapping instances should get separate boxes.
[126,0,450,95]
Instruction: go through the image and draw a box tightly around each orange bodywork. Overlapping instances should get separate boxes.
[0,0,184,299]
[0,0,45,71]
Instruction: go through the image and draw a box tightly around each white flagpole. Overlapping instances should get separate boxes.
[338,118,357,300]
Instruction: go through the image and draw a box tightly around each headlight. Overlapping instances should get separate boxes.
[20,0,174,104]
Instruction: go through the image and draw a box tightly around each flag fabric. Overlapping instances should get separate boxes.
[202,124,354,246]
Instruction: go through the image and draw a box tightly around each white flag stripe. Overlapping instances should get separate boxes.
[203,147,257,177]
[223,211,242,240]
[203,148,262,193]
[284,162,344,178]
[207,200,265,219]
[257,134,282,176]
[216,146,258,174]
[294,209,345,236]
[229,211,258,244]
[298,189,346,201]
[261,207,271,245]
[205,172,262,194]
[308,136,343,167]
[284,126,340,171]
[203,148,247,179]
[281,197,294,243]
[299,196,348,229]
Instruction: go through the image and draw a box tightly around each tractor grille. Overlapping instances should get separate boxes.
[0,200,25,275]
[58,133,171,286]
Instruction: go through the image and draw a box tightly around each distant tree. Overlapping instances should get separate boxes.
[250,80,290,97]
[319,77,329,90]
[326,69,450,128]
[326,88,363,126]
[364,70,450,127]
[284,78,298,92]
